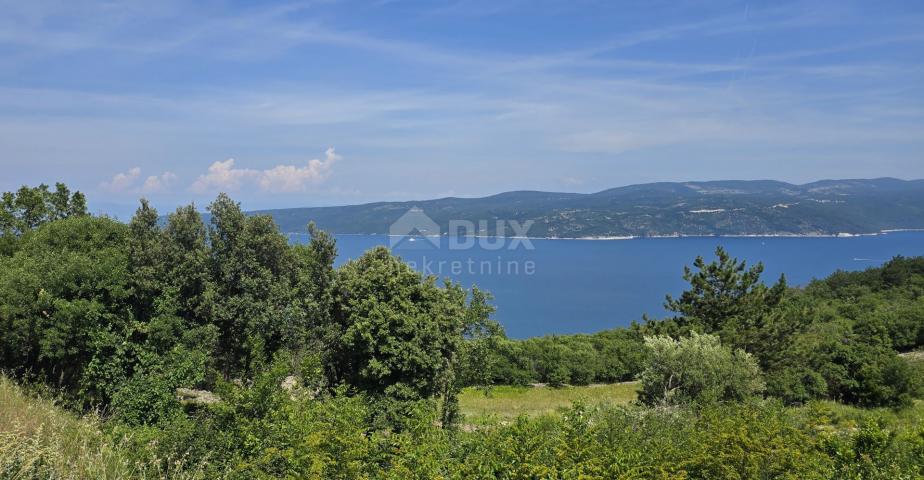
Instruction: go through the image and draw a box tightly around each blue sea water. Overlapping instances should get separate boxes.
[290,231,924,339]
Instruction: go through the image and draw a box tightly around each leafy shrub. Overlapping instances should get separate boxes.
[109,348,208,426]
[768,321,919,407]
[488,329,647,387]
[639,333,765,407]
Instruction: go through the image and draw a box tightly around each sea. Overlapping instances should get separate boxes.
[289,231,924,339]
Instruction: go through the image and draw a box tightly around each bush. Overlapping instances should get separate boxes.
[486,329,647,387]
[109,348,208,426]
[768,321,919,407]
[0,376,211,479]
[639,333,765,407]
[0,216,131,398]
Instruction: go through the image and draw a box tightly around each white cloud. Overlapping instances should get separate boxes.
[190,158,259,193]
[101,167,141,192]
[192,148,342,194]
[102,167,177,194]
[141,171,177,193]
[258,147,341,192]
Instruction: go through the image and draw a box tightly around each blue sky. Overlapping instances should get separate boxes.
[1,0,922,217]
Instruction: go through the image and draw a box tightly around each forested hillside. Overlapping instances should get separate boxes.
[250,178,924,237]
[2,183,923,478]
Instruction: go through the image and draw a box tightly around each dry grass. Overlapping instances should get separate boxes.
[899,350,924,363]
[0,376,208,479]
[796,398,924,433]
[1,376,128,479]
[459,382,640,424]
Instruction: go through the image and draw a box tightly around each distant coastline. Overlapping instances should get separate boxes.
[285,228,924,241]
[258,178,924,239]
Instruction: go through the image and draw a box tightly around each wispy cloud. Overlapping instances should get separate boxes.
[1,0,922,204]
[102,167,176,194]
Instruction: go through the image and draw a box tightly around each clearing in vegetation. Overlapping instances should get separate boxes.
[459,382,640,424]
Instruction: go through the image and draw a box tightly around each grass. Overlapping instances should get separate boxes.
[4,374,923,476]
[0,375,133,479]
[0,375,209,479]
[459,382,640,424]
[458,381,924,431]
[2,376,641,475]
[899,350,924,362]
[794,398,924,433]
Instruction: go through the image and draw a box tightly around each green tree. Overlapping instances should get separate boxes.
[439,285,500,427]
[639,333,765,407]
[767,320,918,407]
[665,246,787,334]
[127,199,163,322]
[160,204,213,331]
[0,216,131,399]
[0,183,88,235]
[207,194,294,377]
[288,222,338,354]
[68,190,88,217]
[331,246,492,427]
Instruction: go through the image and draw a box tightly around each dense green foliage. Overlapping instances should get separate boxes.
[663,246,787,335]
[486,329,647,387]
[0,183,87,234]
[6,374,924,479]
[639,333,765,407]
[0,183,87,256]
[0,187,493,429]
[2,183,923,478]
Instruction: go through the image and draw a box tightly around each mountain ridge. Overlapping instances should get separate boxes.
[238,178,924,238]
